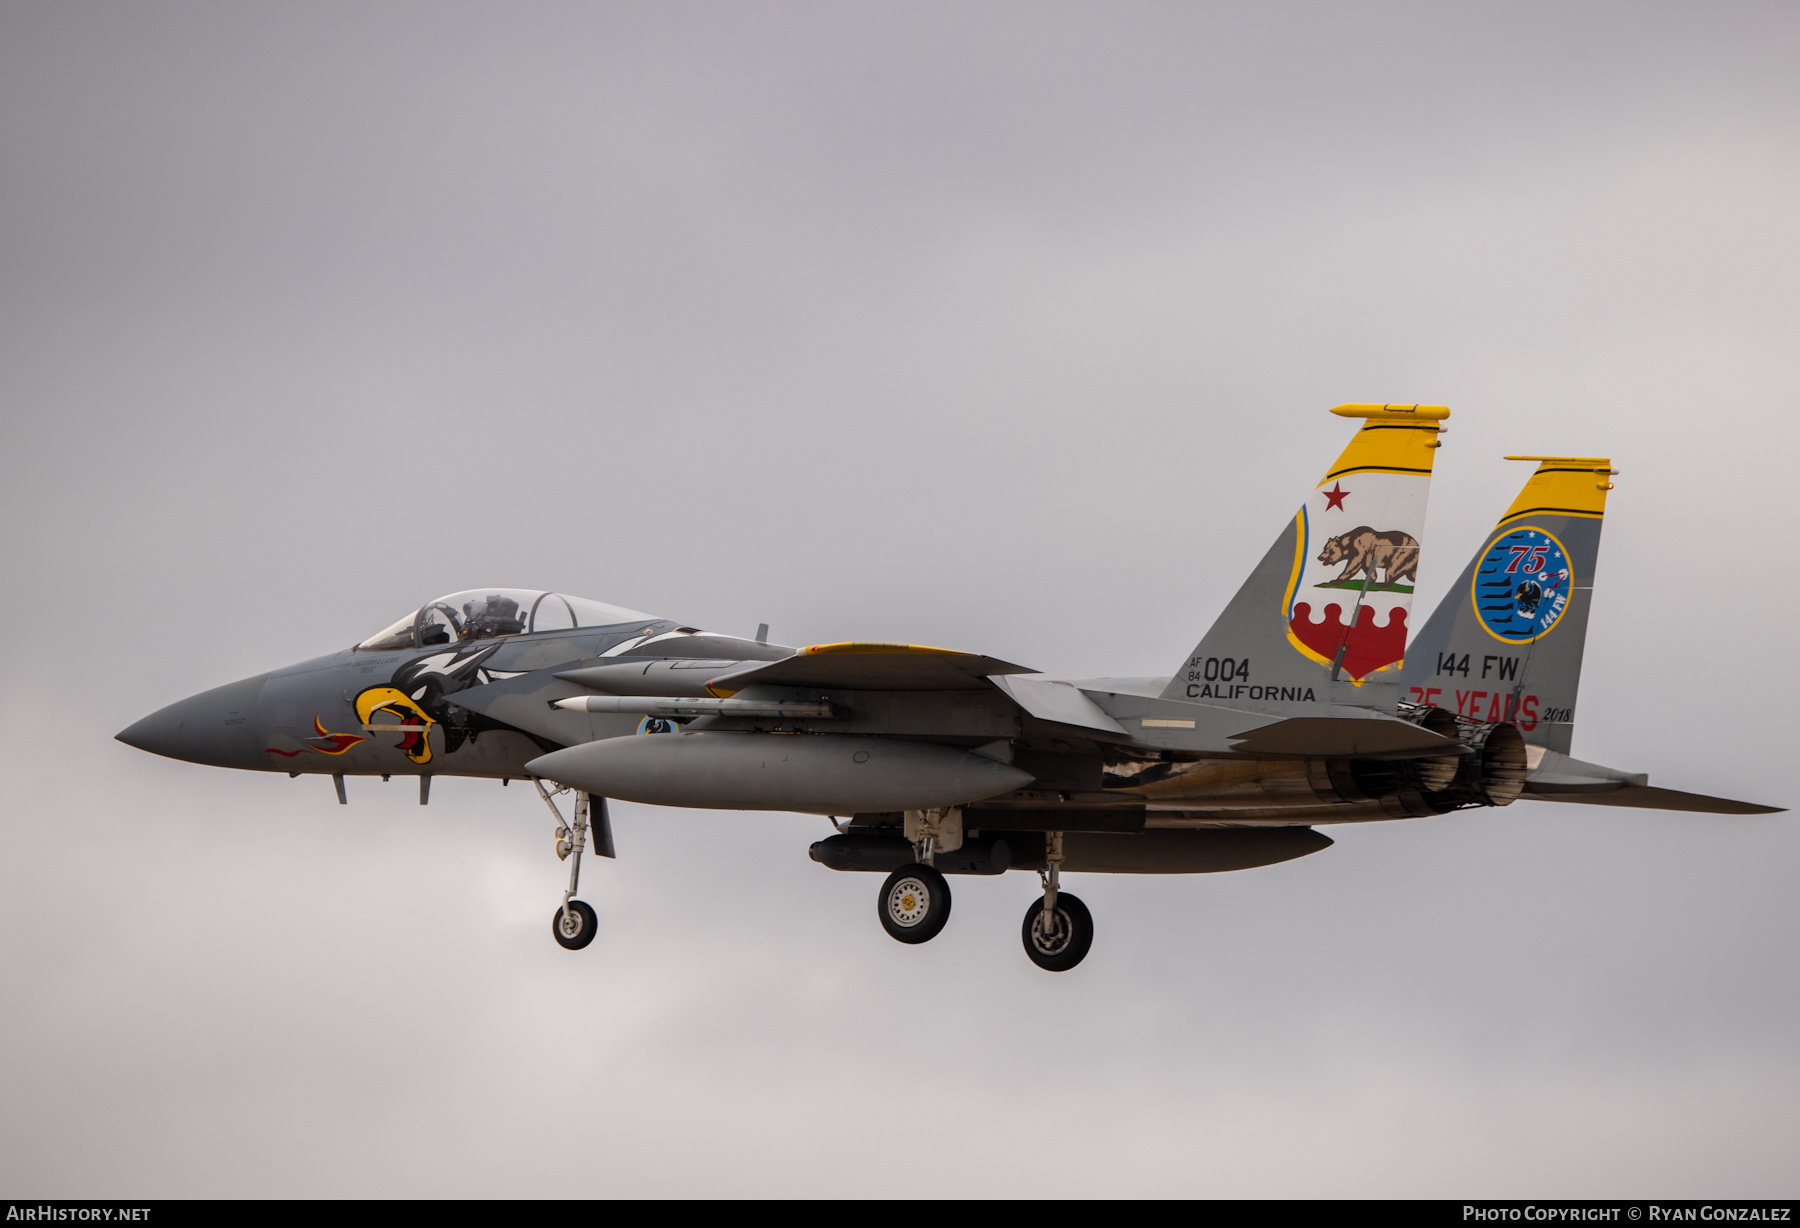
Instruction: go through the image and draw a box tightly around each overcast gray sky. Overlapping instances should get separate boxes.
[3,0,1797,1197]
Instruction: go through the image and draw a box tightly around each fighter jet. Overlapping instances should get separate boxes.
[117,404,1779,970]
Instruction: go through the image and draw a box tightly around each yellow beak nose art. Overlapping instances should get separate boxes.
[354,686,438,765]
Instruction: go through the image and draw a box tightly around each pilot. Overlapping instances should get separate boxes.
[462,594,526,639]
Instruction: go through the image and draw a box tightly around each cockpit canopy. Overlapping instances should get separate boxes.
[356,589,654,651]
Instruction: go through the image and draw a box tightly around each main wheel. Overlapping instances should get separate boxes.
[552,899,598,950]
[878,863,952,944]
[1021,892,1093,971]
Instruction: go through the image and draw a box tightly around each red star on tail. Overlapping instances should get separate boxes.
[1322,481,1350,511]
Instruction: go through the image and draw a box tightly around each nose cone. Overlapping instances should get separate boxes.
[117,673,273,770]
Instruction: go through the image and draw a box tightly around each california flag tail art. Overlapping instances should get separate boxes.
[1162,403,1447,713]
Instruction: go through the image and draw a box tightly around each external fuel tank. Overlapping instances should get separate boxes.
[526,732,1034,815]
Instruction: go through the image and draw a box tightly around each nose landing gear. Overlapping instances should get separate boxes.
[535,778,612,951]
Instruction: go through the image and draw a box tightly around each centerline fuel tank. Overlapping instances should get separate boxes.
[525,732,1034,815]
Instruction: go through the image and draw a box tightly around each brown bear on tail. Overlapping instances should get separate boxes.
[1317,527,1419,587]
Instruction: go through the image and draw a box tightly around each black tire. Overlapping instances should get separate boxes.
[878,863,952,944]
[1021,892,1093,972]
[552,899,598,950]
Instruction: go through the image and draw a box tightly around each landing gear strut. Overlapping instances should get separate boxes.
[1022,831,1092,971]
[536,778,600,951]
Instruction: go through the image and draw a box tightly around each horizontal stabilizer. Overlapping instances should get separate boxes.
[1525,749,1646,791]
[1525,784,1783,815]
[705,642,1035,693]
[1227,714,1461,758]
[1522,749,1782,812]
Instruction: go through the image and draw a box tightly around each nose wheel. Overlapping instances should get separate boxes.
[879,863,952,943]
[552,899,598,949]
[535,778,614,952]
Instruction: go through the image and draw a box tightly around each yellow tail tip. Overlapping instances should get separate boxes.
[1503,455,1615,470]
[1330,403,1450,421]
[1498,456,1617,520]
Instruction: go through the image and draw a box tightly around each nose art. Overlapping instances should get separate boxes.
[117,673,272,769]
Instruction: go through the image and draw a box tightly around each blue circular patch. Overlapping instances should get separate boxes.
[1471,526,1573,643]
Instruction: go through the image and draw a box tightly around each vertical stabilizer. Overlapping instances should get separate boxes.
[1400,456,1614,754]
[1162,404,1447,713]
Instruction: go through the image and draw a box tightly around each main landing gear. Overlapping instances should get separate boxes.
[1021,830,1093,972]
[879,863,952,943]
[869,819,1094,971]
[877,808,957,944]
[536,778,607,951]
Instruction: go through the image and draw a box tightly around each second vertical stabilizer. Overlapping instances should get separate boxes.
[1400,456,1613,754]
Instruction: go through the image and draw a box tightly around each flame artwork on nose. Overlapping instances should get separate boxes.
[306,715,366,754]
[264,715,366,757]
[354,686,438,765]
